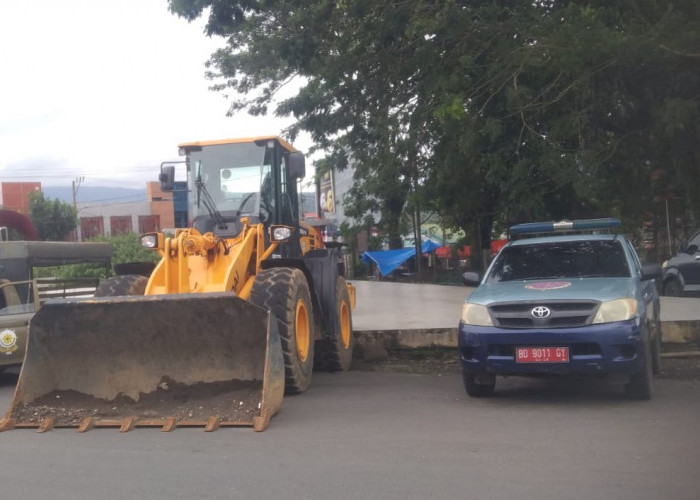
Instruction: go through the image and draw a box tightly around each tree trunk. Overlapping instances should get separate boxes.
[413,199,422,274]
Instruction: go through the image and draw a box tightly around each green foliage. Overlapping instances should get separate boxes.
[33,262,109,280]
[352,260,371,279]
[39,232,160,281]
[90,233,161,267]
[4,227,24,241]
[338,221,362,255]
[28,191,77,241]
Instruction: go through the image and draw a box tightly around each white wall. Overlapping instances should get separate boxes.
[77,200,152,235]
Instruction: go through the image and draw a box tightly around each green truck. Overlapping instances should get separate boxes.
[0,240,112,373]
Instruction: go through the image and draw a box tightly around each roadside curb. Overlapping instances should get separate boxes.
[661,350,700,359]
[353,329,456,361]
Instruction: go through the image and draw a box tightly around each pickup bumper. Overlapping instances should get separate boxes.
[458,319,646,377]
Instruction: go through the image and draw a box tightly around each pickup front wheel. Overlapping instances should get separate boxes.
[463,369,496,397]
[625,341,653,400]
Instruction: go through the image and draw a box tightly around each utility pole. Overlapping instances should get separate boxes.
[72,176,84,241]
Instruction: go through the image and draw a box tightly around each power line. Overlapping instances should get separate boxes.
[1,164,165,183]
[78,197,176,208]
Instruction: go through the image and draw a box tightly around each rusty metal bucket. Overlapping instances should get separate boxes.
[0,292,284,432]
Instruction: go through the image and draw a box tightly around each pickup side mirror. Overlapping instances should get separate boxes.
[462,271,482,287]
[287,152,306,179]
[159,165,175,192]
[641,263,662,281]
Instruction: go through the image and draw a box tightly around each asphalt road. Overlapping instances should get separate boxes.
[1,368,698,500]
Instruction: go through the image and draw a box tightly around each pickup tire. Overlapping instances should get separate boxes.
[625,340,653,400]
[463,369,495,397]
[94,275,148,297]
[651,321,662,375]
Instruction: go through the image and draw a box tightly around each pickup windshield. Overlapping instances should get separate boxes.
[487,240,630,282]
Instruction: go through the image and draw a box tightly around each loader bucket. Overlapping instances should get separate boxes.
[0,292,285,433]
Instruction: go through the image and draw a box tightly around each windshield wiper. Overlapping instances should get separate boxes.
[522,275,568,280]
[195,174,230,231]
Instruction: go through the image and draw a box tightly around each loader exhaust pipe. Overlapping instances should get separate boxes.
[0,293,284,432]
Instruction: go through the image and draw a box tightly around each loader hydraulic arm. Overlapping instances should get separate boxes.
[144,220,281,298]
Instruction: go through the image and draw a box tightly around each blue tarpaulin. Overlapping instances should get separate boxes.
[361,240,442,276]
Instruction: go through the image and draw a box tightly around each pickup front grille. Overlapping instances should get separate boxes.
[488,300,599,328]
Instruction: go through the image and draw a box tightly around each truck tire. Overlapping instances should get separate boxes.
[250,268,315,394]
[94,275,148,297]
[314,276,354,372]
[663,278,683,297]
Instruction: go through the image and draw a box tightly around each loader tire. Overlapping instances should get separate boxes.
[94,274,148,297]
[314,276,354,372]
[250,268,315,394]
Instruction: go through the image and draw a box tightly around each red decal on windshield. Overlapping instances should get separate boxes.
[525,281,572,291]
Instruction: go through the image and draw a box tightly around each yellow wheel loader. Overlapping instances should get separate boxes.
[0,136,355,433]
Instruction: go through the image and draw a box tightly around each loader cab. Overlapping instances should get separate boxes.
[172,136,306,257]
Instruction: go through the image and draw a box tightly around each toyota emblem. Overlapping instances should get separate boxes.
[531,306,551,318]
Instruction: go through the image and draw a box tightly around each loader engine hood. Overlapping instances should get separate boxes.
[192,211,248,238]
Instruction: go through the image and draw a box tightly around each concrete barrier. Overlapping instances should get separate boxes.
[350,281,700,360]
[661,321,700,344]
[353,323,700,361]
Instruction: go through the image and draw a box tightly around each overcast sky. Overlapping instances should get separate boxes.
[0,0,309,190]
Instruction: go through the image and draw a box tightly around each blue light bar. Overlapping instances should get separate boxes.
[509,218,621,235]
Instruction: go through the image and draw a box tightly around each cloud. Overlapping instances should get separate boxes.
[0,0,310,188]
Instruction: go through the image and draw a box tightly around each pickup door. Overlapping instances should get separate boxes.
[0,280,38,371]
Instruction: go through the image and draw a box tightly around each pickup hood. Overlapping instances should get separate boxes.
[467,278,640,306]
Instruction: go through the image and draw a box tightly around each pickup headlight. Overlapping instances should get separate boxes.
[592,298,638,324]
[460,303,493,326]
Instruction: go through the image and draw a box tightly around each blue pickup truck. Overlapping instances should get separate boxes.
[459,218,662,399]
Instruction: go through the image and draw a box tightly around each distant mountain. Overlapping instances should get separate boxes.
[42,186,147,204]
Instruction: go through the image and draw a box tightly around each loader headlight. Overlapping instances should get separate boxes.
[592,298,638,324]
[460,303,493,326]
[270,225,293,242]
[141,233,159,249]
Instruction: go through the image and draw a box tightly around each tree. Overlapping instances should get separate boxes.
[169,0,700,265]
[430,1,700,252]
[170,0,441,252]
[28,191,77,241]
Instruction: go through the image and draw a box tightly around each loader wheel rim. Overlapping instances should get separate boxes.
[295,299,310,363]
[340,300,351,349]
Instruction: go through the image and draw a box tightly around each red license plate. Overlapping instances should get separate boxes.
[515,346,569,363]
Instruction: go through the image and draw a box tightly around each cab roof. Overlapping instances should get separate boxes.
[177,136,297,153]
[506,232,622,247]
[509,218,621,236]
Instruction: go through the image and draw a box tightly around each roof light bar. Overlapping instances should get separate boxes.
[509,218,621,235]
